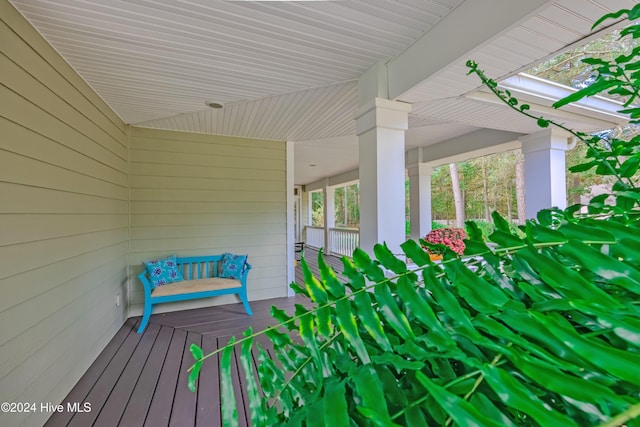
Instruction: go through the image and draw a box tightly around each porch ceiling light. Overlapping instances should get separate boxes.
[205,101,223,109]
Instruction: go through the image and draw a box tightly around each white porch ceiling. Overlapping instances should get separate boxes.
[9,0,636,185]
[10,0,460,124]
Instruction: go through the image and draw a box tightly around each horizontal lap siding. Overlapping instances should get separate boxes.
[0,3,128,427]
[129,127,287,316]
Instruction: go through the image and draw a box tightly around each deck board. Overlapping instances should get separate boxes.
[144,328,187,427]
[119,326,174,427]
[67,322,144,427]
[93,323,161,427]
[195,335,220,427]
[44,318,137,427]
[169,331,201,427]
[46,247,345,426]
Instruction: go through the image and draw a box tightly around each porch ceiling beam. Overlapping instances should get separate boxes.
[386,0,553,101]
[407,129,523,167]
[305,169,359,192]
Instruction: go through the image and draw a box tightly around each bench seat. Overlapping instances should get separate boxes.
[151,277,242,297]
[137,254,252,333]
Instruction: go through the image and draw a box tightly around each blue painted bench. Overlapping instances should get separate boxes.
[137,255,252,333]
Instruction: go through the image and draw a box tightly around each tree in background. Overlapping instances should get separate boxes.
[431,165,454,221]
[334,183,360,228]
[310,191,323,226]
[529,27,638,91]
[431,150,520,225]
[427,142,639,226]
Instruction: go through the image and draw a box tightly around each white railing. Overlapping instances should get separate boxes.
[305,226,325,249]
[328,227,359,257]
[304,226,360,257]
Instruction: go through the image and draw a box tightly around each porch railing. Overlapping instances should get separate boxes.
[305,226,325,249]
[303,226,360,257]
[328,227,359,257]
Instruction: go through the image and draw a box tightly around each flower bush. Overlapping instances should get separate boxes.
[423,227,467,255]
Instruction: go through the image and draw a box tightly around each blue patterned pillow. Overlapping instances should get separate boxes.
[221,253,248,280]
[143,254,184,288]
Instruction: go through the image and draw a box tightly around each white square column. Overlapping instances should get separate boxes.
[520,129,571,219]
[408,163,433,241]
[356,98,411,255]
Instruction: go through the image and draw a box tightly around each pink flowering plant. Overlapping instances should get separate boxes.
[422,227,467,256]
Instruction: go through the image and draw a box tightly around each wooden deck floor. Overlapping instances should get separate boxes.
[46,247,346,427]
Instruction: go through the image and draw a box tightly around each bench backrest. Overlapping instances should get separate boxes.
[176,255,224,280]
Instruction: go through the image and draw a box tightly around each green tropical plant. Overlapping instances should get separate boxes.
[188,5,640,426]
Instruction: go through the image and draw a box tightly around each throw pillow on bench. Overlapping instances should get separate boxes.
[143,254,183,288]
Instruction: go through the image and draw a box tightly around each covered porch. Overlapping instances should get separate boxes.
[1,0,635,426]
[45,248,335,427]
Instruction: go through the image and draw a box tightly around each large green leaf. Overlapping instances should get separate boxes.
[220,337,239,427]
[335,299,371,364]
[239,329,267,426]
[353,248,386,282]
[397,275,454,348]
[480,365,580,427]
[531,312,640,386]
[401,239,432,266]
[469,393,516,427]
[374,282,415,340]
[511,349,627,407]
[558,240,640,294]
[353,291,392,352]
[298,311,330,378]
[515,247,622,307]
[353,365,397,426]
[375,242,407,274]
[323,379,350,426]
[444,259,508,313]
[416,372,505,427]
[424,268,478,336]
[316,305,333,338]
[301,257,328,304]
[188,344,203,392]
[317,249,346,298]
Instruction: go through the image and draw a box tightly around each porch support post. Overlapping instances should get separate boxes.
[323,182,335,252]
[520,129,571,219]
[408,163,433,241]
[356,98,411,256]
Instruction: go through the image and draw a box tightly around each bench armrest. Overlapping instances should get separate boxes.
[240,262,252,283]
[138,271,154,298]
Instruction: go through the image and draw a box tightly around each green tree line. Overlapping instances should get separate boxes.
[310,142,619,232]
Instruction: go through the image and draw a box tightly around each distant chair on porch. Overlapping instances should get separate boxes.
[295,241,305,260]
